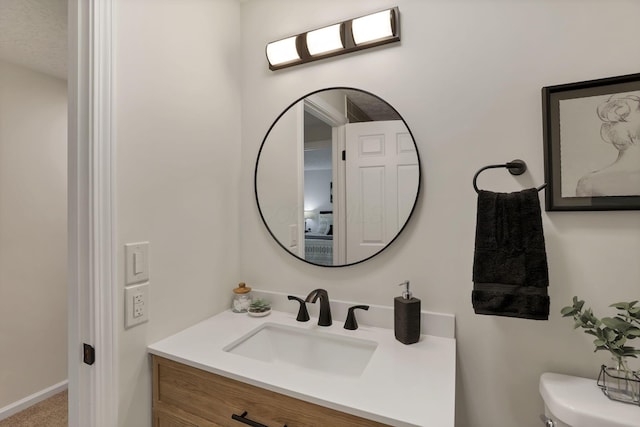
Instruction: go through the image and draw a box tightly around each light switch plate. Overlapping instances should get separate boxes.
[125,242,149,285]
[125,282,149,329]
[289,224,297,247]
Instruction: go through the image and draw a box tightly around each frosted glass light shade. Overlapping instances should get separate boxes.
[266,36,300,67]
[351,9,394,45]
[306,24,343,56]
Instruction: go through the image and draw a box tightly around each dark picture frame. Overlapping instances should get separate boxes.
[542,73,640,211]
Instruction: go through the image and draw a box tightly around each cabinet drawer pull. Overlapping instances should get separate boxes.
[231,411,288,427]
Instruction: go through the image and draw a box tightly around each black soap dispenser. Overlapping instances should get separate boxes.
[394,280,421,344]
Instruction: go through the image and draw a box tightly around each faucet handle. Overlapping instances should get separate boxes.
[344,305,369,330]
[287,296,310,322]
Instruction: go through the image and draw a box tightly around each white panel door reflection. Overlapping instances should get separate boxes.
[345,120,419,263]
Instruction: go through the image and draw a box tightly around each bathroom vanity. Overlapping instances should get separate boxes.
[148,307,456,427]
[153,356,388,426]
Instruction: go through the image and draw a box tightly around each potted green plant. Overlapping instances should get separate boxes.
[248,298,271,317]
[561,296,640,404]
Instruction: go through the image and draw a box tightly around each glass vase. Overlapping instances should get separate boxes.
[597,357,640,405]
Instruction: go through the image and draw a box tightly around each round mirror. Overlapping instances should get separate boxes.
[255,87,421,267]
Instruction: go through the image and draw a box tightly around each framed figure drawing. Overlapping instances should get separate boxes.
[542,73,640,211]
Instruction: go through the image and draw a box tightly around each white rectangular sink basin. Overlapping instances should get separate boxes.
[223,323,377,377]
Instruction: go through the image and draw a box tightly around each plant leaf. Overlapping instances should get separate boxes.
[626,328,640,337]
[610,302,630,310]
[560,306,575,316]
[615,337,628,347]
[604,328,617,341]
[602,317,632,332]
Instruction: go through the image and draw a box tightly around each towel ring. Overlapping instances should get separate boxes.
[473,159,546,193]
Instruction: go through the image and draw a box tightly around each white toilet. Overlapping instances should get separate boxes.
[539,372,640,426]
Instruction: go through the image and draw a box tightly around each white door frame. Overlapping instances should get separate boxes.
[68,1,117,426]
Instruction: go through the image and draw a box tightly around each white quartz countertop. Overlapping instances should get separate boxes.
[148,309,456,427]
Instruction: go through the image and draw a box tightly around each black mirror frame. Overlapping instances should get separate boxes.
[254,86,421,267]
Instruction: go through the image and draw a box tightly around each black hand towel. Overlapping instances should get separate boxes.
[472,188,549,320]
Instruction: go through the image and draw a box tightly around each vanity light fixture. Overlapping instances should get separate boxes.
[265,7,400,71]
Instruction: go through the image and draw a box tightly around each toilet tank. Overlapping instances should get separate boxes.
[539,372,640,427]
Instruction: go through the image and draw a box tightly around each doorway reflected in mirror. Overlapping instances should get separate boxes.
[255,88,421,267]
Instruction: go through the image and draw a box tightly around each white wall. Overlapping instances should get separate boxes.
[256,103,301,250]
[239,1,640,426]
[304,169,332,213]
[114,1,241,425]
[0,60,67,408]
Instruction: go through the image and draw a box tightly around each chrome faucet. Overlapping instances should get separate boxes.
[305,289,332,326]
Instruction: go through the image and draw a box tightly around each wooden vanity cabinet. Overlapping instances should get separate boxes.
[152,356,390,427]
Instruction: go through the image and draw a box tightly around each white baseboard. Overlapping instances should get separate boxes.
[0,380,68,421]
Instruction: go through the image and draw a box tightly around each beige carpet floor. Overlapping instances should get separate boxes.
[0,390,67,427]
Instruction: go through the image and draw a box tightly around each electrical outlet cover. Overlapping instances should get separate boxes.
[125,282,149,328]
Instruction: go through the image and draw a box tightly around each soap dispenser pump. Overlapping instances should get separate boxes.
[394,280,421,344]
